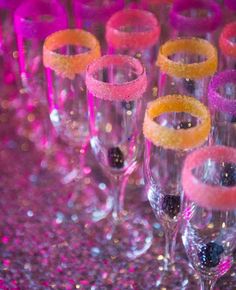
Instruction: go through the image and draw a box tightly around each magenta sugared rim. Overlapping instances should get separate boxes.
[208,70,236,115]
[170,0,222,34]
[0,0,22,9]
[225,0,236,10]
[85,54,147,101]
[74,0,125,21]
[14,0,67,39]
[106,9,160,50]
[182,145,236,211]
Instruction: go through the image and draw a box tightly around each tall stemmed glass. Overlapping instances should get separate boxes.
[106,8,161,196]
[0,0,21,83]
[224,0,236,23]
[140,0,173,44]
[43,29,111,222]
[86,54,153,259]
[208,70,236,145]
[14,0,67,152]
[169,0,222,44]
[182,145,236,290]
[157,38,218,105]
[14,0,67,90]
[143,94,211,288]
[106,8,160,102]
[73,0,124,52]
[219,21,236,71]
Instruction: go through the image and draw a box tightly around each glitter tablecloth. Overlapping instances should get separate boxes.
[0,81,235,290]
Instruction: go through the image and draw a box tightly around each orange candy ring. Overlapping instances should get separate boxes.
[143,95,211,150]
[43,29,101,80]
[157,38,218,79]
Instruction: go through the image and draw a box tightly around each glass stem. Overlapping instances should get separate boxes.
[112,174,129,222]
[164,228,177,270]
[200,279,216,290]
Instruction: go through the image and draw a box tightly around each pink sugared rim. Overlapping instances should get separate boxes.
[106,9,160,50]
[219,21,236,58]
[182,145,236,211]
[85,54,147,101]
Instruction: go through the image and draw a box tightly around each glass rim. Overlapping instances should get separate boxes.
[74,0,125,20]
[43,29,101,80]
[106,8,160,50]
[14,0,67,39]
[157,37,218,79]
[219,21,236,58]
[182,145,236,211]
[208,70,236,115]
[143,94,211,150]
[170,0,222,34]
[85,54,147,101]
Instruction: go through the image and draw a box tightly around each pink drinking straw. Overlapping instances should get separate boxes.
[14,0,67,86]
[170,0,222,38]
[182,145,236,211]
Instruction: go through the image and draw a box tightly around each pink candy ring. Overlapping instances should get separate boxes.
[182,145,236,211]
[106,9,160,50]
[85,54,147,101]
[219,21,236,58]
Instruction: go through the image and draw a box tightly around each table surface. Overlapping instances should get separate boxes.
[0,81,235,290]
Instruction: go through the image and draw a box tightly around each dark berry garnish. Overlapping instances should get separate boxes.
[162,195,181,218]
[220,163,236,186]
[231,115,236,123]
[121,101,134,110]
[176,121,192,129]
[198,242,224,268]
[108,147,124,169]
[233,248,236,262]
[184,79,195,94]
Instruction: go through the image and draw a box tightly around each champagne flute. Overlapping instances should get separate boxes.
[182,145,236,290]
[169,0,222,44]
[43,29,112,222]
[86,54,153,259]
[143,94,211,288]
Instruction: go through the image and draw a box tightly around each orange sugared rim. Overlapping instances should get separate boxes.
[219,21,236,58]
[143,95,211,150]
[43,29,101,80]
[157,38,218,79]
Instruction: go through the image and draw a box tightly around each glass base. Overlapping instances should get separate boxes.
[105,213,153,259]
[67,176,113,223]
[156,259,198,290]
